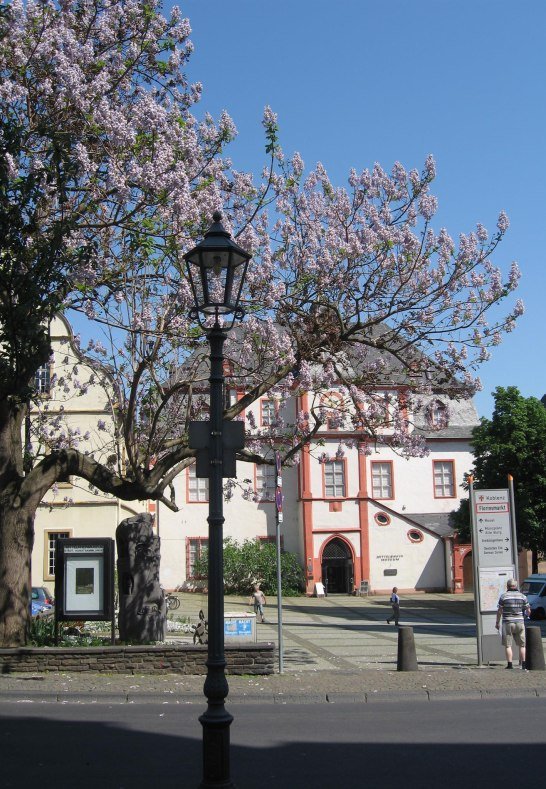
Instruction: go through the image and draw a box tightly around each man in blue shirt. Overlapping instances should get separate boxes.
[386,587,400,626]
[495,578,530,670]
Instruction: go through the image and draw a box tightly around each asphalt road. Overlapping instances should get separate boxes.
[3,696,546,788]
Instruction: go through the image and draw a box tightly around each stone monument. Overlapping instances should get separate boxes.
[116,512,166,642]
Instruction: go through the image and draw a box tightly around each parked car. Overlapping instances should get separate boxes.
[31,600,52,617]
[32,586,54,607]
[520,574,546,620]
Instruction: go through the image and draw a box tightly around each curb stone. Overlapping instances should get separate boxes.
[2,685,546,704]
[427,690,483,701]
[326,692,368,703]
[481,688,539,699]
[364,690,428,703]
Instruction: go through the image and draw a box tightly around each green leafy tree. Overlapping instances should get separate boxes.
[450,497,471,542]
[195,538,304,596]
[452,387,546,569]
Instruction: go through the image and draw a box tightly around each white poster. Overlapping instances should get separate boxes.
[65,556,104,613]
[478,566,515,613]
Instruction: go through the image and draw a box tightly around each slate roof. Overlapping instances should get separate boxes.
[405,511,455,538]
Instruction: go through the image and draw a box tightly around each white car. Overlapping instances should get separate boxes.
[520,574,546,620]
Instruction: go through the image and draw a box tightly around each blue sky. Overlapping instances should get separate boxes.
[179,0,546,418]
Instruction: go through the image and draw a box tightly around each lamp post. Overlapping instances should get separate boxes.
[184,212,251,788]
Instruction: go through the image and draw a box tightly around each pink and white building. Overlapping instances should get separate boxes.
[157,386,478,595]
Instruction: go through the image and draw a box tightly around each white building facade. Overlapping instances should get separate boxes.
[157,387,477,595]
[30,315,142,590]
[29,316,477,595]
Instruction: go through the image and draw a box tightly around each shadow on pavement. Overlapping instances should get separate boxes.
[283,599,476,620]
[2,704,546,789]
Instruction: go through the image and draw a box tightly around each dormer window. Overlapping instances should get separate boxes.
[34,364,51,395]
[261,399,277,427]
[428,400,448,429]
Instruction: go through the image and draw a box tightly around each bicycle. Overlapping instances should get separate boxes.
[165,594,180,611]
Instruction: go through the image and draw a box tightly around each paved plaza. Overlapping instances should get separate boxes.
[250,592,480,671]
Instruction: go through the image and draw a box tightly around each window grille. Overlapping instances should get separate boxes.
[433,461,455,497]
[46,531,69,577]
[256,463,276,500]
[324,460,346,498]
[34,364,51,394]
[371,462,393,499]
[187,538,209,577]
[188,463,209,502]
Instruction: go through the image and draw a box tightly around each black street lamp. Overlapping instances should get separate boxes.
[184,212,251,788]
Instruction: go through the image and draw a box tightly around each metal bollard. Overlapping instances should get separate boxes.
[397,625,419,671]
[525,626,546,670]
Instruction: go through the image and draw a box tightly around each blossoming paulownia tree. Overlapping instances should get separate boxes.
[0,0,522,646]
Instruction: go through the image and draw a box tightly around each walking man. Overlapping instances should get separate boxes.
[250,584,267,623]
[386,586,400,626]
[495,578,530,669]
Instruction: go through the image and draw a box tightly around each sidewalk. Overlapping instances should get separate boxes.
[2,593,545,703]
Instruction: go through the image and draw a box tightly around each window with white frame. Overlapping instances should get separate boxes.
[256,463,276,500]
[45,531,70,579]
[187,537,209,577]
[261,399,276,426]
[428,400,448,428]
[188,463,209,502]
[324,460,346,498]
[371,461,393,499]
[34,364,51,394]
[433,460,455,497]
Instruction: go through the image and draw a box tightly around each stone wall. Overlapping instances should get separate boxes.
[0,642,275,675]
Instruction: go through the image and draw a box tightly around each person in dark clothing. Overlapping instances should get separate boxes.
[386,587,400,626]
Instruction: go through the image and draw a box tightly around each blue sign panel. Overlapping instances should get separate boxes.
[224,618,252,637]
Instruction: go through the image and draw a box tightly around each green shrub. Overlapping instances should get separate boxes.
[194,537,304,595]
[28,614,56,646]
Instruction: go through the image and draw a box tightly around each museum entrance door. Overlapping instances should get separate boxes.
[322,538,354,594]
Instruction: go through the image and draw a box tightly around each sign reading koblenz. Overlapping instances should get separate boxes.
[474,489,512,568]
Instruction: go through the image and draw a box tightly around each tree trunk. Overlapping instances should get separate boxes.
[0,501,35,646]
[0,399,37,647]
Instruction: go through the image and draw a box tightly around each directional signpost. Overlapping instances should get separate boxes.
[469,479,519,664]
[475,490,513,566]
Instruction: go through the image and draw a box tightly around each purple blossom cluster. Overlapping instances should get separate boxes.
[1,1,525,510]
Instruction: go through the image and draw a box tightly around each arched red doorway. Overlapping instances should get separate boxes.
[321,537,354,594]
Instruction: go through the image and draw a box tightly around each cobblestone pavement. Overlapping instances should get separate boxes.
[2,592,546,703]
